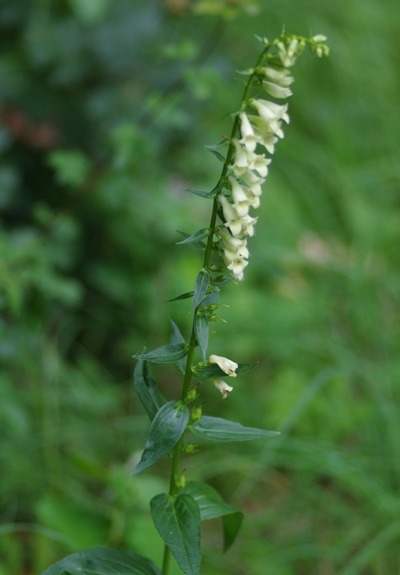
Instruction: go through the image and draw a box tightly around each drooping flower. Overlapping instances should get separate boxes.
[249,99,290,123]
[212,378,233,399]
[209,354,238,377]
[218,194,243,237]
[258,66,294,86]
[238,112,259,153]
[226,256,249,279]
[262,80,293,99]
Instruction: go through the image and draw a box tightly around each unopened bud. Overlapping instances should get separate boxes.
[190,406,202,423]
[182,444,199,454]
[175,473,186,489]
[184,388,198,403]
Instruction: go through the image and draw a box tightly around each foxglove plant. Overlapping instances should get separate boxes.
[41,33,328,575]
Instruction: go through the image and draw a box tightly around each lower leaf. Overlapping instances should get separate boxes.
[150,493,201,575]
[40,548,161,575]
[181,481,243,551]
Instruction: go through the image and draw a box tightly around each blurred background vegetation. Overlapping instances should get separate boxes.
[1,0,400,574]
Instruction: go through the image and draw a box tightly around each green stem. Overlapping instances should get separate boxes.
[161,44,270,575]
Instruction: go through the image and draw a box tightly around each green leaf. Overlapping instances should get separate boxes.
[134,344,188,364]
[192,362,256,379]
[167,291,194,302]
[176,228,210,245]
[181,481,243,552]
[205,141,228,149]
[222,513,244,552]
[150,493,201,575]
[180,481,236,519]
[176,231,206,250]
[190,416,280,442]
[169,319,187,374]
[133,401,190,475]
[209,149,226,163]
[133,360,167,421]
[235,67,255,75]
[40,548,161,575]
[191,269,210,311]
[194,313,209,362]
[183,188,214,199]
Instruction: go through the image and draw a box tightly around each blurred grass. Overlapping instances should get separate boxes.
[1,0,400,573]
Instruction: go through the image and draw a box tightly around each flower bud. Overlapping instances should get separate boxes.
[190,406,202,423]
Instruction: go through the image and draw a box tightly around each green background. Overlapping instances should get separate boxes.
[1,0,400,574]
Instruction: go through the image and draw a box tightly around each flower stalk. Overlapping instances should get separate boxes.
[146,32,328,575]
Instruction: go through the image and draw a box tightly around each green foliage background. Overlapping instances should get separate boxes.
[1,0,400,574]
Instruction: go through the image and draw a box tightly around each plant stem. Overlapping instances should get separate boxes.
[161,45,269,575]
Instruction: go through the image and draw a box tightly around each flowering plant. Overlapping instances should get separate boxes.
[41,32,328,575]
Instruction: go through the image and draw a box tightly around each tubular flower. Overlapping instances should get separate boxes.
[209,354,238,377]
[257,66,294,86]
[238,113,260,153]
[262,80,293,99]
[211,378,233,399]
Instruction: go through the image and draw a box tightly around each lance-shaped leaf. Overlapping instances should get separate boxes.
[167,291,194,302]
[176,228,210,245]
[190,416,280,442]
[133,360,167,421]
[181,481,243,551]
[133,401,190,475]
[184,188,215,199]
[191,269,210,311]
[209,149,226,163]
[205,140,228,150]
[176,231,206,250]
[194,313,209,362]
[169,319,187,374]
[192,362,256,380]
[41,548,161,575]
[134,344,188,364]
[150,493,201,575]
